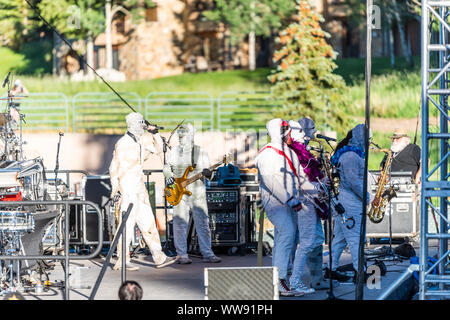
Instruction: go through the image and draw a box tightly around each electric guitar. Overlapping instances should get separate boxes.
[164,153,232,206]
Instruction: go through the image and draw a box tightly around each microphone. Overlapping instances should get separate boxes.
[306,145,323,153]
[145,120,164,131]
[2,71,11,88]
[315,133,336,142]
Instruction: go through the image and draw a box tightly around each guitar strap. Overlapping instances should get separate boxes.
[259,145,298,178]
[191,145,198,169]
[127,131,142,164]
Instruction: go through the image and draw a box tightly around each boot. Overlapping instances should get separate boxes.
[324,267,351,282]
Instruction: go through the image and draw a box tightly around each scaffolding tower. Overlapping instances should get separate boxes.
[420,0,450,300]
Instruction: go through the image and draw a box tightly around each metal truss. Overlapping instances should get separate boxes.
[421,0,450,300]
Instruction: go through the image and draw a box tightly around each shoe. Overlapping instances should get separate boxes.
[112,262,140,271]
[156,256,178,269]
[177,257,192,264]
[203,255,222,263]
[324,267,351,282]
[291,282,315,296]
[278,279,295,297]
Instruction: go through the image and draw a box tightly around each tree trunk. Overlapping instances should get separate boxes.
[392,0,413,66]
[86,33,95,78]
[387,14,395,68]
[249,31,256,70]
[105,0,113,70]
[248,1,256,71]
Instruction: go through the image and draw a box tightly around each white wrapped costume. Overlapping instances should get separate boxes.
[288,119,327,292]
[331,124,373,272]
[256,118,316,296]
[109,113,175,270]
[163,123,220,263]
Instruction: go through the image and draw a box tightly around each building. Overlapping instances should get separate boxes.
[54,0,421,80]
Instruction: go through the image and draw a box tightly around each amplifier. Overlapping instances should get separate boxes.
[43,201,84,246]
[81,175,114,245]
[239,168,259,195]
[367,171,420,238]
[206,187,246,246]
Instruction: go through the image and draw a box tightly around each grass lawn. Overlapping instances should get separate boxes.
[18,68,273,98]
[1,44,421,119]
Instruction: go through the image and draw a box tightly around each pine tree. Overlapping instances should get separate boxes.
[268,0,352,135]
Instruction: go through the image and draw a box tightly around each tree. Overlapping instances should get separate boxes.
[0,0,39,49]
[204,0,296,70]
[344,0,419,67]
[268,0,351,135]
[38,0,105,77]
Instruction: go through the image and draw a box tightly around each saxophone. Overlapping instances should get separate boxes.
[368,145,397,223]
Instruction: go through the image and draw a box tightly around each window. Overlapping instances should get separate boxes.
[146,6,158,22]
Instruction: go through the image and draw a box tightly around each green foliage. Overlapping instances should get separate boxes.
[119,0,155,23]
[0,0,39,49]
[38,0,105,38]
[203,0,296,44]
[0,40,52,76]
[268,0,352,135]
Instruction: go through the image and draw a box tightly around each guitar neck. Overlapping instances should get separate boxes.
[183,161,224,187]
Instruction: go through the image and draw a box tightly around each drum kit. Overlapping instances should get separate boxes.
[0,73,54,295]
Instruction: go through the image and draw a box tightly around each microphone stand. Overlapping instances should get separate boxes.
[2,73,11,159]
[161,135,176,256]
[316,144,338,300]
[54,132,64,200]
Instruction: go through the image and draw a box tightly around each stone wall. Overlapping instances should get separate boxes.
[119,0,185,80]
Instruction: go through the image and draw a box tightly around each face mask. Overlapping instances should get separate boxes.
[128,118,145,137]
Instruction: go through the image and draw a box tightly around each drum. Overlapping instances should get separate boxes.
[0,211,35,232]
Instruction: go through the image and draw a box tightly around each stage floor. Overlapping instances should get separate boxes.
[16,243,426,301]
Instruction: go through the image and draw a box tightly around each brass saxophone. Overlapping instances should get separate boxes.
[368,144,397,223]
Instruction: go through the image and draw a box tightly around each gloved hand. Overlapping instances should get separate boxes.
[165,177,175,186]
[291,202,303,212]
[112,191,121,203]
[202,168,212,179]
[382,188,397,200]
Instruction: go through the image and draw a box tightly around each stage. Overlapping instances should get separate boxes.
[14,241,428,301]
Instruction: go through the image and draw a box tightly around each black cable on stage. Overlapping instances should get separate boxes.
[356,0,372,301]
[23,0,162,130]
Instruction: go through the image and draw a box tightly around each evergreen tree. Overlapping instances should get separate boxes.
[269,0,352,135]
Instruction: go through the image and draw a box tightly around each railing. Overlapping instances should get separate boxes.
[72,92,142,133]
[217,91,281,131]
[12,91,281,133]
[144,92,214,130]
[14,93,69,132]
[0,200,103,300]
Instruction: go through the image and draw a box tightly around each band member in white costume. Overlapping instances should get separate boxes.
[109,112,177,270]
[163,123,221,265]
